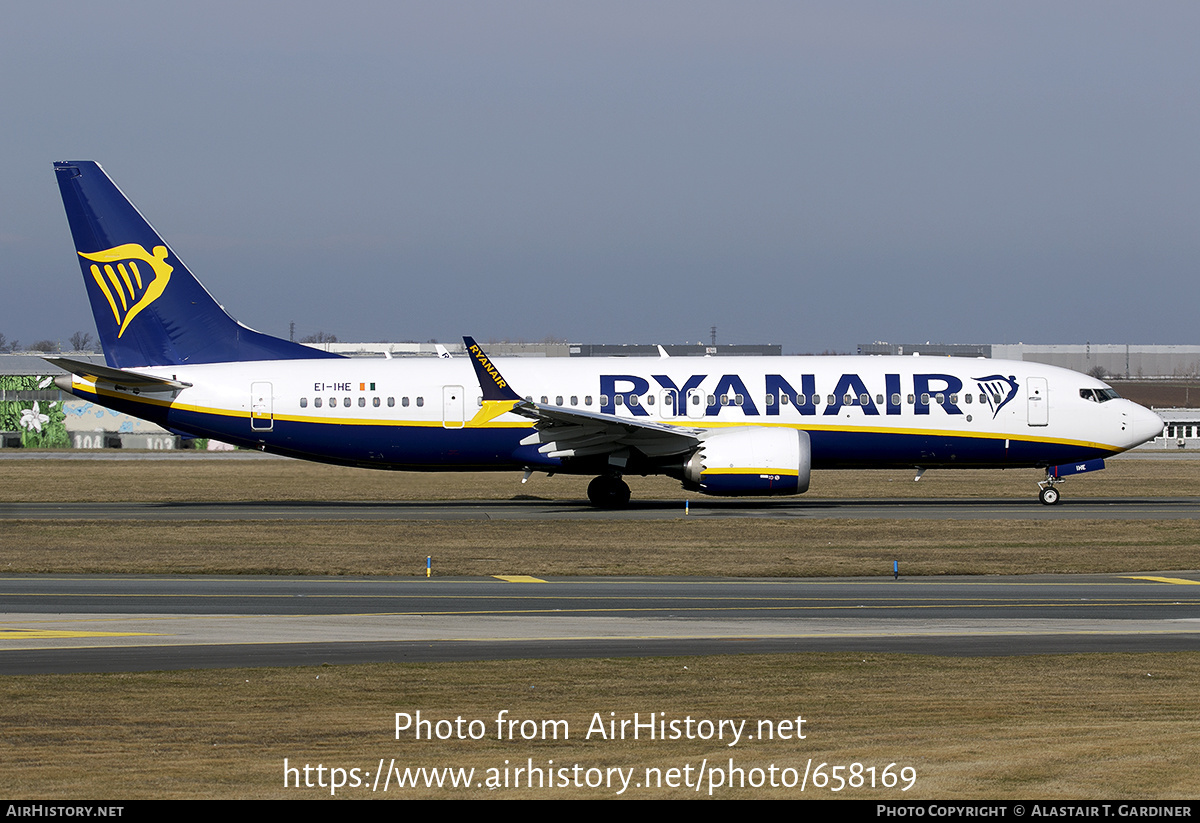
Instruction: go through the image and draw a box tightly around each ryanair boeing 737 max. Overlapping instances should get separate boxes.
[48,161,1164,507]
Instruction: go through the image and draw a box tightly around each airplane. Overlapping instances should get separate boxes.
[48,160,1165,508]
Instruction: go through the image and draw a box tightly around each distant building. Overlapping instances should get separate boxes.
[302,341,782,358]
[857,342,991,358]
[569,343,781,357]
[302,341,572,358]
[1144,409,1200,449]
[0,354,174,447]
[858,342,1200,379]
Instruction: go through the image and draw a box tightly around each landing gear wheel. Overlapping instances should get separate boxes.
[587,475,631,508]
[1039,486,1060,505]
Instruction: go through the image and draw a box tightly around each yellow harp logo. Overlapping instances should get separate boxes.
[79,244,173,338]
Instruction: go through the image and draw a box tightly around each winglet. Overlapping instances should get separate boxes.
[463,337,523,426]
[464,337,521,401]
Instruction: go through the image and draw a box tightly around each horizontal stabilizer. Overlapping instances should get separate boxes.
[45,357,192,391]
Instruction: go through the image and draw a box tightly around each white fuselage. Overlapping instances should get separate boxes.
[66,355,1164,475]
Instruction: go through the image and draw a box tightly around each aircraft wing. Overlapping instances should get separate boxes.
[511,401,702,459]
[45,357,192,391]
[462,337,702,461]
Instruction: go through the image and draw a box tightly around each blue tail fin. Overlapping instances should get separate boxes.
[54,161,340,368]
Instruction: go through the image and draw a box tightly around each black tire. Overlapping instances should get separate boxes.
[587,476,631,508]
[1039,486,1060,505]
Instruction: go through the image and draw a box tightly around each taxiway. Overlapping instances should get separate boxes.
[3,573,1197,674]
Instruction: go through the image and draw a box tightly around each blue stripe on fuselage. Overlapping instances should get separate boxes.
[67,387,1113,472]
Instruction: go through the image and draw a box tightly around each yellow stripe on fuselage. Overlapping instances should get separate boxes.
[702,467,801,476]
[68,380,1124,450]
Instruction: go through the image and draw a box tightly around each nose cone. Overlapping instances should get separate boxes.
[1122,402,1165,449]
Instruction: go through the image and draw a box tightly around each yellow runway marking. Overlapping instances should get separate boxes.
[1123,576,1200,585]
[0,629,158,639]
[493,575,548,583]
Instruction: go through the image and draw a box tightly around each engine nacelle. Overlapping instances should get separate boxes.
[682,427,811,496]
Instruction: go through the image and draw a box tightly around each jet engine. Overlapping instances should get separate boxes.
[682,427,811,496]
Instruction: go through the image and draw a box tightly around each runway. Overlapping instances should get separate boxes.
[5,496,1200,520]
[3,574,1198,674]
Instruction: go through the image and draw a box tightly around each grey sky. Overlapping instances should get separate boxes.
[3,1,1197,353]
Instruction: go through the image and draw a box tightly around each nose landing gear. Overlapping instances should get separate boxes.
[1037,475,1063,505]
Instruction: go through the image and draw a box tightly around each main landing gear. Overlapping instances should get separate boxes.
[1037,474,1063,505]
[587,475,631,508]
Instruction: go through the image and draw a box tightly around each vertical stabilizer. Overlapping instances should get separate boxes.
[54,161,340,368]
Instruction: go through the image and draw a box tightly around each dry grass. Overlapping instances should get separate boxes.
[3,456,1199,576]
[2,653,1197,799]
[5,453,1200,503]
[3,518,1199,577]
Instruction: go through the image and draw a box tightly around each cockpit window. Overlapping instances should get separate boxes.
[1080,388,1121,403]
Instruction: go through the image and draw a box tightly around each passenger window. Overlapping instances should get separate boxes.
[373,397,380,407]
[585,395,593,406]
[892,393,901,405]
[387,397,395,407]
[314,397,322,408]
[328,397,336,407]
[541,396,549,404]
[615,395,624,406]
[735,394,744,406]
[646,395,654,406]
[827,395,835,405]
[628,395,639,407]
[780,394,789,406]
[707,395,716,407]
[875,394,884,404]
[720,395,730,406]
[555,396,563,405]
[358,397,366,407]
[859,393,870,405]
[600,395,608,406]
[416,397,424,407]
[300,398,308,408]
[402,397,410,407]
[907,394,915,404]
[765,394,775,406]
[570,396,578,406]
[920,393,929,406]
[936,393,945,405]
[344,397,351,407]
